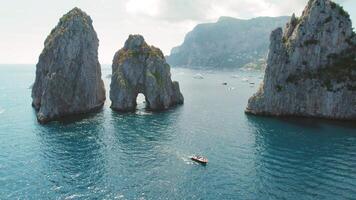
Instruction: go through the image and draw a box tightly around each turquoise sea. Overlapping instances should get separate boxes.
[0,65,356,199]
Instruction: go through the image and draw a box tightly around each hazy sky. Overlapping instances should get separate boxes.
[0,0,354,64]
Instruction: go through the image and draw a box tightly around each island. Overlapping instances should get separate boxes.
[166,16,289,69]
[110,35,184,112]
[31,8,106,123]
[246,0,356,120]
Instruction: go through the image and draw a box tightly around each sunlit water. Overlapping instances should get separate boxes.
[0,65,355,199]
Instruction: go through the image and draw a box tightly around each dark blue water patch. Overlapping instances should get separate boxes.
[0,65,355,199]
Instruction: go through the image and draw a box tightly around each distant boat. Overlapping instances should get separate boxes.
[249,82,255,85]
[222,82,228,85]
[193,74,204,79]
[191,155,208,165]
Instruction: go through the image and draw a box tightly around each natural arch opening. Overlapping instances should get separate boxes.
[136,93,147,110]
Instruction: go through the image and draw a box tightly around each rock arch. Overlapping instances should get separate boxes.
[110,35,184,112]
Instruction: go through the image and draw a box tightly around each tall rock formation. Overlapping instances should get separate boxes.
[32,8,106,123]
[166,16,289,69]
[110,35,184,111]
[246,0,356,120]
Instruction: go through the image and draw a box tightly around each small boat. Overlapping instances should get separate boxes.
[191,155,208,165]
[241,78,249,82]
[193,74,204,79]
[222,82,228,85]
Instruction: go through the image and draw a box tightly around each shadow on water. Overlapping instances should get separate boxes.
[246,113,356,130]
[32,107,105,125]
[245,115,356,199]
[109,107,181,154]
[55,109,105,125]
[35,114,108,198]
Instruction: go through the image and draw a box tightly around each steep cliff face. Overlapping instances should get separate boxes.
[110,35,184,111]
[32,8,106,123]
[166,16,289,69]
[246,0,356,120]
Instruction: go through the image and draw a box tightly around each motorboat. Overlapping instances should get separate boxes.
[191,155,208,165]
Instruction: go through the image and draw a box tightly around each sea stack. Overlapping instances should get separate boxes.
[110,35,184,111]
[246,0,356,120]
[31,8,106,123]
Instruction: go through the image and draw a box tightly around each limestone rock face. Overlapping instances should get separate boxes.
[32,8,106,123]
[246,0,356,120]
[110,35,184,111]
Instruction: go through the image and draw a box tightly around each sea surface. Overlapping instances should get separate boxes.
[0,65,356,200]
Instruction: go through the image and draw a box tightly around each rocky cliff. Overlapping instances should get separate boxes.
[166,16,289,69]
[246,0,356,120]
[110,35,184,111]
[32,8,106,123]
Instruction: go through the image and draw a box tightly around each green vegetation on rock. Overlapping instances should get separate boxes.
[303,39,319,46]
[330,2,350,18]
[114,70,129,89]
[286,44,356,91]
[324,16,333,24]
[275,85,283,92]
[148,71,164,88]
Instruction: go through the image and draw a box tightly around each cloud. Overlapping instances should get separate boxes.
[126,0,160,17]
[126,0,210,21]
[125,0,302,22]
[125,0,353,22]
[0,0,353,63]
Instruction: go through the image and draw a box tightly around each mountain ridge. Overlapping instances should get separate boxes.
[166,16,290,69]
